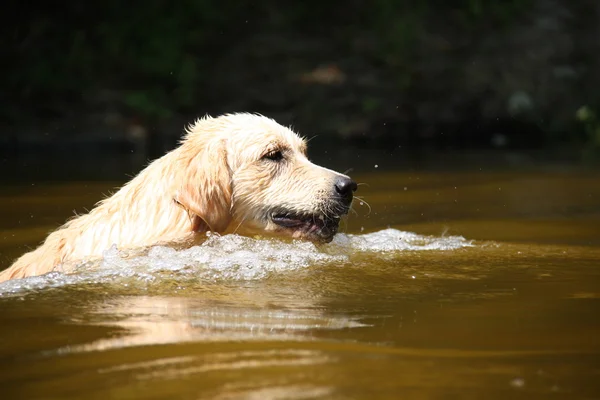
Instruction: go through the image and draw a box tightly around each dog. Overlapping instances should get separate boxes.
[0,113,357,282]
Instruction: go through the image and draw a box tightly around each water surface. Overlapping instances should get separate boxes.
[1,167,599,399]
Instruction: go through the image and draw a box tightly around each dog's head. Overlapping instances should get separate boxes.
[175,113,357,243]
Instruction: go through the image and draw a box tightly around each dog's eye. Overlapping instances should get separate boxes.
[263,150,284,162]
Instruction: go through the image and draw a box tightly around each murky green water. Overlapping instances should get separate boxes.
[1,167,599,399]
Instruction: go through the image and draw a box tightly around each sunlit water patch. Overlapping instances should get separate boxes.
[0,228,473,295]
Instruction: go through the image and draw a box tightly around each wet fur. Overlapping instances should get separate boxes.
[0,113,352,282]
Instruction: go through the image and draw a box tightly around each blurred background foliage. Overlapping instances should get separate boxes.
[3,0,600,156]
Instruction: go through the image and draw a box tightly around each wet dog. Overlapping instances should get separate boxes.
[0,113,357,281]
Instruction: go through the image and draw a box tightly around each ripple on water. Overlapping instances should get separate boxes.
[0,228,473,295]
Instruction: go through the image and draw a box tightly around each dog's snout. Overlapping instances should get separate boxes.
[334,176,358,199]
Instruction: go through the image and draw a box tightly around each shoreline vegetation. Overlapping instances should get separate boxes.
[4,1,600,158]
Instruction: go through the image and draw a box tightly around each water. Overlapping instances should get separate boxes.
[0,229,472,294]
[1,164,599,399]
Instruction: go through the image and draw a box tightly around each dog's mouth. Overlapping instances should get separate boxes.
[271,211,343,243]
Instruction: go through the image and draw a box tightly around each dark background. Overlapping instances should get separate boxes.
[2,0,600,179]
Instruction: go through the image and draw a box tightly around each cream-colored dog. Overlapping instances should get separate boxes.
[0,113,357,282]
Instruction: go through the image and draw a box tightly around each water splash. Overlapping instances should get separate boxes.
[0,228,473,295]
[332,228,473,252]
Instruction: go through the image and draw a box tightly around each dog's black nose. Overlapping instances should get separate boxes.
[335,176,358,199]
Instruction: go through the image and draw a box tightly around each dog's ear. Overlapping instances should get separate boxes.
[174,138,232,234]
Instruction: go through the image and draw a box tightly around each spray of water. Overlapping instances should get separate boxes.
[0,228,473,295]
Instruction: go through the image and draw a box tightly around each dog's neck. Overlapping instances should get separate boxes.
[64,149,206,260]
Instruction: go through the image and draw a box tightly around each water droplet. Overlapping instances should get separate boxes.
[509,378,525,388]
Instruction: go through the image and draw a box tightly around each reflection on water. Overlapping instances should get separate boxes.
[0,168,599,399]
[57,295,370,353]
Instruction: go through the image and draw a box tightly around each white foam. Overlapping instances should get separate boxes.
[332,228,473,252]
[0,228,473,295]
